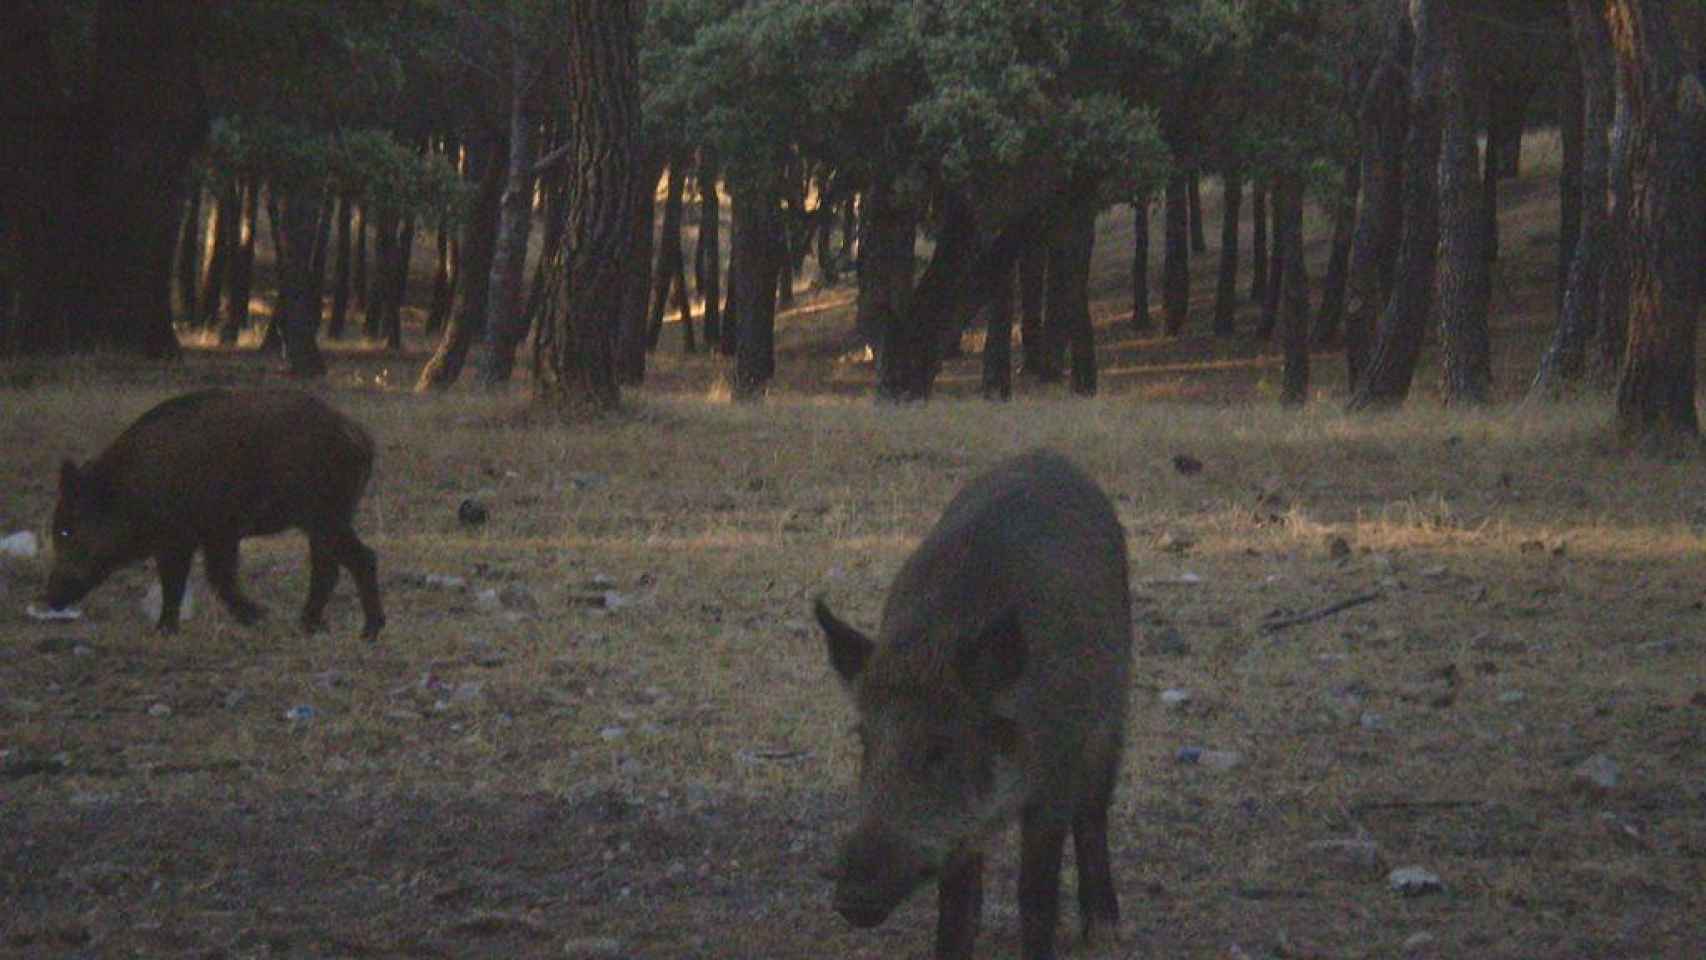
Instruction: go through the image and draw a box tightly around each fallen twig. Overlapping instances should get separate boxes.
[1259,591,1381,633]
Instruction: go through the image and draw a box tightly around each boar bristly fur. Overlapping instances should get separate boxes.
[43,388,385,639]
[816,449,1132,960]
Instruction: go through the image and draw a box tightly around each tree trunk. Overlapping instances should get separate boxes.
[617,154,661,384]
[981,263,1016,401]
[1531,0,1614,399]
[352,202,368,315]
[1212,173,1243,337]
[1349,0,1445,411]
[218,177,259,345]
[646,155,691,352]
[3,0,206,357]
[327,193,354,339]
[273,186,328,378]
[1130,194,1152,333]
[364,208,396,341]
[1314,155,1360,345]
[426,223,455,335]
[1188,170,1208,255]
[1598,64,1635,373]
[307,190,335,327]
[418,136,505,391]
[1344,58,1410,391]
[1255,180,1284,341]
[1557,52,1585,308]
[1162,172,1191,334]
[1435,0,1493,405]
[1482,75,1535,262]
[696,149,722,349]
[1607,0,1706,446]
[383,214,415,350]
[1249,181,1269,304]
[478,62,540,388]
[1018,242,1047,379]
[536,0,642,414]
[197,178,237,328]
[857,181,922,400]
[176,186,202,325]
[1048,212,1097,396]
[1275,173,1310,406]
[732,175,783,402]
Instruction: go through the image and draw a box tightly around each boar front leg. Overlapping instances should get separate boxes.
[934,849,984,960]
[1019,806,1069,960]
[204,535,267,625]
[1072,799,1120,946]
[154,544,196,633]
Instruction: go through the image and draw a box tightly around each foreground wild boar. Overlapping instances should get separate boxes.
[815,449,1132,960]
[43,388,385,639]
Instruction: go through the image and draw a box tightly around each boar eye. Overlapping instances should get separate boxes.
[55,527,72,542]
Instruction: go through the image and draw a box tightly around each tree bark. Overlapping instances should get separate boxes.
[647,155,692,352]
[1275,173,1310,406]
[1349,0,1445,411]
[1435,0,1493,405]
[327,193,354,339]
[1162,172,1191,334]
[1343,57,1409,391]
[1212,173,1242,337]
[732,175,783,402]
[1255,183,1284,341]
[218,178,259,345]
[537,0,642,414]
[1130,193,1152,333]
[1249,180,1269,304]
[272,186,328,378]
[1048,212,1097,396]
[1557,52,1585,309]
[1187,170,1208,255]
[981,263,1016,401]
[617,153,661,384]
[419,135,504,390]
[1532,0,1614,399]
[696,148,722,349]
[352,202,368,315]
[3,0,207,357]
[176,186,202,325]
[1598,60,1635,373]
[1018,242,1047,378]
[859,181,924,400]
[197,177,238,328]
[1607,0,1706,446]
[1314,155,1360,345]
[478,58,540,388]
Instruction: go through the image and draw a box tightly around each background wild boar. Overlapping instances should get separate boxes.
[814,449,1132,960]
[43,388,385,639]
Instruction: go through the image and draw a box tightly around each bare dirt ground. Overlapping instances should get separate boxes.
[3,141,1704,959]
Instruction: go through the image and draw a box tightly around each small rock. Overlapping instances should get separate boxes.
[474,588,503,612]
[1159,688,1191,709]
[26,603,82,622]
[223,689,249,710]
[1171,454,1203,476]
[1177,746,1243,770]
[599,726,627,742]
[72,643,94,657]
[424,573,468,591]
[452,681,484,703]
[1175,746,1203,764]
[147,702,172,718]
[1573,753,1619,790]
[1498,690,1526,705]
[313,670,345,690]
[1402,931,1437,953]
[0,531,39,558]
[1359,711,1386,731]
[283,704,317,723]
[1388,865,1444,896]
[567,473,608,491]
[458,498,489,526]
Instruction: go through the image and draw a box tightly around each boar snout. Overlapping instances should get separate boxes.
[832,828,937,928]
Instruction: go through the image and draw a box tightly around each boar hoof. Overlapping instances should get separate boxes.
[300,614,329,634]
[361,615,386,642]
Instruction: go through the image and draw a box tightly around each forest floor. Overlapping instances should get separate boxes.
[2,133,1704,959]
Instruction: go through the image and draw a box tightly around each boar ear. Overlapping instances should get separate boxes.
[815,597,873,686]
[955,608,1025,702]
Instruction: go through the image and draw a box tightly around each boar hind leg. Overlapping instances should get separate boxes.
[204,536,267,625]
[934,850,984,960]
[300,533,341,633]
[1072,800,1120,946]
[1018,807,1069,960]
[325,523,384,640]
[154,545,196,633]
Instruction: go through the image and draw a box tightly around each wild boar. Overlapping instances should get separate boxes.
[814,449,1132,960]
[42,388,385,639]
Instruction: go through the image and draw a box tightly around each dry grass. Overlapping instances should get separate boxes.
[2,132,1703,959]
